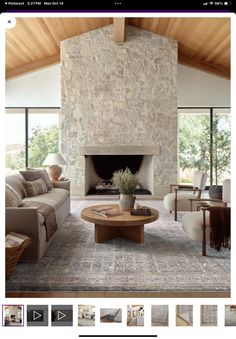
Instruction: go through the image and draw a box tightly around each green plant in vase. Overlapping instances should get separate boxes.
[112,168,139,211]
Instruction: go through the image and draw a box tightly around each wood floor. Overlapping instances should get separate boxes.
[6,291,230,298]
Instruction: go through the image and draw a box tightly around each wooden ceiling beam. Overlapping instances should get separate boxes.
[6,54,60,79]
[113,18,125,43]
[178,51,230,79]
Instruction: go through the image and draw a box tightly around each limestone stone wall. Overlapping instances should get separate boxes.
[61,25,178,196]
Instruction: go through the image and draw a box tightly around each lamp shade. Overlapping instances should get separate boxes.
[42,153,67,166]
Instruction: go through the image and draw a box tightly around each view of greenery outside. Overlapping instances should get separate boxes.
[6,151,25,171]
[28,125,59,168]
[179,113,210,183]
[179,112,231,185]
[6,125,59,171]
[5,110,59,173]
[212,114,231,185]
[5,112,25,173]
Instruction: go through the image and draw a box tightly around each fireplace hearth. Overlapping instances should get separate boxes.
[87,179,152,195]
[87,188,152,195]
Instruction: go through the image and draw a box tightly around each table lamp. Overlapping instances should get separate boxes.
[42,152,67,181]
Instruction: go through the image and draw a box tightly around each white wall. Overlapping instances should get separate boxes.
[177,64,230,107]
[5,64,61,107]
[5,63,230,108]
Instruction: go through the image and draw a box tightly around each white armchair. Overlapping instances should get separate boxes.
[164,171,208,221]
[182,179,230,256]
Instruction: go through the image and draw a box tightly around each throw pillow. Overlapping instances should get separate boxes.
[20,169,52,190]
[23,178,48,197]
[20,169,42,182]
[5,183,23,207]
[37,169,53,190]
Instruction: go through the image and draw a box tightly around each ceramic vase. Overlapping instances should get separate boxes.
[119,194,136,211]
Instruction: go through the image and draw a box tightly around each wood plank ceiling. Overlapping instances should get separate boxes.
[5,17,230,79]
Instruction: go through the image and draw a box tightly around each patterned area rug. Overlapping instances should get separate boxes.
[201,305,217,325]
[151,305,168,325]
[225,306,236,326]
[177,305,193,325]
[6,200,230,292]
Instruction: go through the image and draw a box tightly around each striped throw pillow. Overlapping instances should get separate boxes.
[23,178,48,197]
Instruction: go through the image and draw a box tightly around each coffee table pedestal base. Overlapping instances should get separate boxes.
[95,224,144,244]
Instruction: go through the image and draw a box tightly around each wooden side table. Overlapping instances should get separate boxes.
[51,180,70,193]
[196,202,210,211]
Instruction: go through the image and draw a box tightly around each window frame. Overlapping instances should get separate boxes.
[178,106,231,186]
[5,107,60,169]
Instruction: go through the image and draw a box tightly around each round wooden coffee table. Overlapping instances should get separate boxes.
[81,204,159,244]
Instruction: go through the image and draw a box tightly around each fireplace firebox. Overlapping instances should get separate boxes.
[85,155,153,195]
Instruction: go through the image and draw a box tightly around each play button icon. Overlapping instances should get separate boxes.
[51,305,73,326]
[57,311,66,321]
[27,306,48,326]
[33,311,42,321]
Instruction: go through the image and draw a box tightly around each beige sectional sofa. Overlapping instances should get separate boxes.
[5,173,70,263]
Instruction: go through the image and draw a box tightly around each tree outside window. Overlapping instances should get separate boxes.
[5,108,59,173]
[179,109,230,185]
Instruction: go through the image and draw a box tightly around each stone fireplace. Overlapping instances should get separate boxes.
[61,24,178,196]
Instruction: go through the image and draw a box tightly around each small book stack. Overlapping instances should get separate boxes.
[130,207,151,216]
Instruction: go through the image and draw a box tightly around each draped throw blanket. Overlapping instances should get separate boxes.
[209,206,230,251]
[22,201,58,241]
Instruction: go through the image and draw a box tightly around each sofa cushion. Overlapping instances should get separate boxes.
[23,178,48,197]
[182,210,210,241]
[164,192,198,212]
[192,171,208,190]
[23,188,69,209]
[5,173,26,199]
[5,183,23,207]
[223,179,231,204]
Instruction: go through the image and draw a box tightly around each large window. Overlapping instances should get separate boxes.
[28,109,59,168]
[178,107,230,186]
[212,109,231,185]
[5,107,60,174]
[5,109,25,174]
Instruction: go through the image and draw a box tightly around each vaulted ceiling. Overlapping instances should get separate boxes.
[5,17,230,79]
